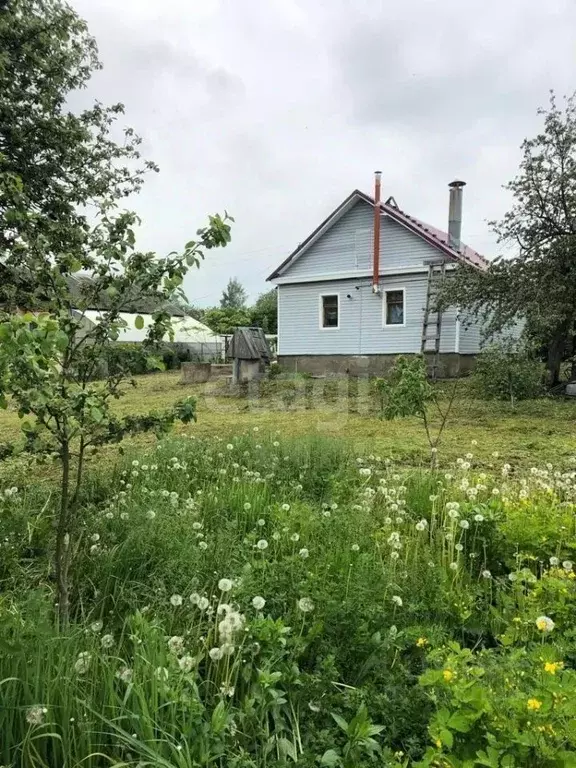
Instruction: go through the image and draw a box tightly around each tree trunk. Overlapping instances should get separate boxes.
[571,335,576,381]
[547,329,568,386]
[55,441,71,628]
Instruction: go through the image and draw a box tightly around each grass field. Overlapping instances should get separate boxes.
[2,370,574,468]
[3,372,576,766]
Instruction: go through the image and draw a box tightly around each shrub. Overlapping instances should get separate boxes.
[105,342,150,376]
[472,340,545,404]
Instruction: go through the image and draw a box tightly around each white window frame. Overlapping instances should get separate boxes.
[319,292,340,330]
[383,287,406,328]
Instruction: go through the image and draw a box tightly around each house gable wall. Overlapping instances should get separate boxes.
[281,199,455,281]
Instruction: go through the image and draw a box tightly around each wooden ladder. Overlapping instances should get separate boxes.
[421,261,446,379]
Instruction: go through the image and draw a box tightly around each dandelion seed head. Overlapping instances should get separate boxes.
[536,616,555,633]
[178,655,195,673]
[26,705,47,725]
[297,597,314,613]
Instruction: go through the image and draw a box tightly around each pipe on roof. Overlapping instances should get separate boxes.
[372,171,382,293]
[448,180,466,252]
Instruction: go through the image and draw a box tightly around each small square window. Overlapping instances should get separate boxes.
[320,294,339,328]
[385,290,404,325]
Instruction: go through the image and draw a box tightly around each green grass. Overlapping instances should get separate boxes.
[2,375,576,766]
[2,430,576,766]
[2,370,575,470]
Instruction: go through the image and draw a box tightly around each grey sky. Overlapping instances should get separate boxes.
[71,0,576,307]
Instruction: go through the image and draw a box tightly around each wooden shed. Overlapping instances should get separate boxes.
[228,327,271,384]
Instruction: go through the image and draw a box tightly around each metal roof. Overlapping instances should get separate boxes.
[78,310,221,344]
[267,189,489,281]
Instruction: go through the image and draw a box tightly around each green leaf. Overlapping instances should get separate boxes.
[91,407,104,423]
[54,330,69,351]
[211,700,227,734]
[331,713,349,734]
[321,749,341,767]
[277,737,297,762]
[448,712,472,733]
[135,315,144,330]
[439,729,453,749]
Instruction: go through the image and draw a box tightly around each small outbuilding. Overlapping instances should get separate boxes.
[228,327,272,384]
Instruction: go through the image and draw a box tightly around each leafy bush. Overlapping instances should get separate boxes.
[103,342,197,377]
[104,342,150,376]
[472,340,545,403]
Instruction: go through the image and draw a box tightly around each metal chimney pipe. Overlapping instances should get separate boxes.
[448,180,466,252]
[372,171,382,292]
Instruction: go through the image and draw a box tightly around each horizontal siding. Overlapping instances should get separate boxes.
[459,316,525,355]
[459,316,482,354]
[278,277,458,356]
[284,200,453,280]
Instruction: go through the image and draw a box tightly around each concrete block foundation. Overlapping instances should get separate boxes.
[181,362,212,384]
[277,354,476,378]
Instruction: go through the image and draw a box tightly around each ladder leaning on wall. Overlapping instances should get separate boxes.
[421,260,447,379]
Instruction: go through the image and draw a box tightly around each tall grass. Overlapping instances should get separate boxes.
[1,433,576,766]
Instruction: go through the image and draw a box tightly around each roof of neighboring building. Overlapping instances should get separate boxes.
[67,274,187,316]
[77,310,221,344]
[267,189,490,280]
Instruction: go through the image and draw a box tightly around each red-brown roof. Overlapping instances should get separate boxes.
[379,198,490,270]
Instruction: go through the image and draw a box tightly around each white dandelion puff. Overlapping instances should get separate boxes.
[297,597,314,613]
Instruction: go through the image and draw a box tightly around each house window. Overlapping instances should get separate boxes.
[384,289,405,326]
[320,294,339,328]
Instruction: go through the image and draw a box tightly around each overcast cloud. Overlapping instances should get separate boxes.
[70,0,576,306]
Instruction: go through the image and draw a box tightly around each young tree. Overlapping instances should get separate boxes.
[376,356,458,468]
[203,306,251,335]
[0,0,233,626]
[444,93,576,385]
[250,288,277,333]
[220,277,247,309]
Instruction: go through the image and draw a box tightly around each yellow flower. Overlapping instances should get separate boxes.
[527,698,542,711]
[544,661,563,675]
[442,669,454,682]
[416,637,428,648]
[435,738,442,748]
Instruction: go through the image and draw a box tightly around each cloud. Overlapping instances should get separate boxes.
[67,0,576,304]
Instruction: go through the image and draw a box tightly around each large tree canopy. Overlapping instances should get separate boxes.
[250,288,277,333]
[445,93,576,383]
[0,0,154,216]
